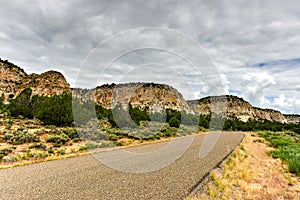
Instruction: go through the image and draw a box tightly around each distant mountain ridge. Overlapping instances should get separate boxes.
[187,95,288,123]
[0,58,298,124]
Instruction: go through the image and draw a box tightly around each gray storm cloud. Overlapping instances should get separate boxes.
[0,0,299,113]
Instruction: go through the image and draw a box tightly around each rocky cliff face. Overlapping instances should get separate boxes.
[284,114,300,124]
[0,59,27,100]
[1,58,299,124]
[187,95,287,123]
[0,59,70,100]
[73,83,192,112]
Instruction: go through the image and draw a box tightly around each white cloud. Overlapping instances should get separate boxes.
[0,0,299,113]
[241,72,276,105]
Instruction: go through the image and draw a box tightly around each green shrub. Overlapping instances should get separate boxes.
[146,135,155,140]
[2,128,40,145]
[100,140,111,147]
[62,128,79,139]
[0,147,14,155]
[0,154,5,160]
[165,129,177,137]
[28,143,47,151]
[52,143,62,148]
[47,147,54,154]
[253,139,264,143]
[8,88,33,118]
[32,91,74,127]
[169,117,180,128]
[286,157,300,176]
[109,134,118,141]
[79,146,87,151]
[155,132,162,139]
[259,131,300,176]
[46,133,69,145]
[26,150,34,158]
[33,152,48,159]
[85,142,99,150]
[72,138,81,143]
[115,141,123,146]
[57,149,66,155]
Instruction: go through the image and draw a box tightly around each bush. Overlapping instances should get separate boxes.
[46,133,69,145]
[8,88,33,118]
[287,157,300,176]
[109,134,118,141]
[155,132,162,139]
[165,129,176,137]
[259,131,300,176]
[169,117,180,128]
[85,142,99,149]
[79,146,87,151]
[100,140,111,147]
[72,138,81,143]
[47,147,54,154]
[115,141,123,146]
[57,149,66,155]
[62,128,79,139]
[0,154,5,160]
[33,91,74,127]
[2,128,40,145]
[0,147,14,155]
[28,143,47,151]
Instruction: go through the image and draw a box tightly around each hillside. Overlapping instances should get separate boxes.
[73,83,192,113]
[0,58,70,101]
[187,95,287,123]
[0,58,298,124]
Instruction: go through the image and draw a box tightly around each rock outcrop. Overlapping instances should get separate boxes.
[0,59,27,100]
[0,59,70,100]
[187,95,288,123]
[284,114,300,124]
[73,83,192,113]
[1,58,299,124]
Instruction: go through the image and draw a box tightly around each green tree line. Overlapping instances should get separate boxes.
[1,88,299,133]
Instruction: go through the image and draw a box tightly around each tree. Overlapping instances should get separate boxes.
[33,91,74,126]
[8,88,33,118]
[169,117,180,128]
[0,93,4,111]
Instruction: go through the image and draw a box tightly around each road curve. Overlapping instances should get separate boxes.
[0,132,244,200]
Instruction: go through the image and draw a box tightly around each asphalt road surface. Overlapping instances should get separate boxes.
[0,132,244,200]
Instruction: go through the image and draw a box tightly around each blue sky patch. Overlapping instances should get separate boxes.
[256,57,300,68]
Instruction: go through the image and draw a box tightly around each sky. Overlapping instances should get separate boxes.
[0,0,299,114]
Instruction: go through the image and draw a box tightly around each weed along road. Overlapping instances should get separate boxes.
[0,132,244,200]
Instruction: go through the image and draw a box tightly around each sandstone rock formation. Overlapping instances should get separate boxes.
[284,114,300,124]
[73,83,192,113]
[1,58,299,124]
[0,59,27,100]
[0,59,70,101]
[187,95,287,123]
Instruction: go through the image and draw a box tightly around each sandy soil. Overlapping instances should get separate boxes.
[189,132,300,199]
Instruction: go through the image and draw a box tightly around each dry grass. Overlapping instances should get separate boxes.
[187,133,300,200]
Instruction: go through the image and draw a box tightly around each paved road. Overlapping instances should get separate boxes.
[0,132,243,200]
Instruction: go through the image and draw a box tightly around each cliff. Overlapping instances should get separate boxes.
[73,83,192,112]
[1,58,299,124]
[284,114,300,124]
[0,59,70,100]
[0,59,27,100]
[187,95,287,123]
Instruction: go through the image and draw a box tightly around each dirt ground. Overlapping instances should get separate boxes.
[188,132,300,200]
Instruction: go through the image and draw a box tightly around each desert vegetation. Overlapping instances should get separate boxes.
[1,88,300,168]
[187,132,300,199]
[258,131,300,175]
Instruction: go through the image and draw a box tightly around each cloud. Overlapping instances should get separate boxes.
[0,0,299,113]
[241,72,276,105]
